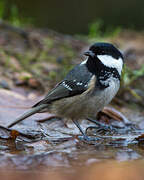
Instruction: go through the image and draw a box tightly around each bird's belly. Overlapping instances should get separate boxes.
[51,95,93,119]
[93,79,120,112]
[51,80,120,120]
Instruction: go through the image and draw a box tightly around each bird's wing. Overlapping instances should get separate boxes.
[33,64,94,107]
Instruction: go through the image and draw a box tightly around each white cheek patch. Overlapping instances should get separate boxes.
[97,55,123,75]
[80,57,88,65]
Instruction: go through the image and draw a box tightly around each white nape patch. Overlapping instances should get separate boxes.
[97,55,123,75]
[80,57,88,65]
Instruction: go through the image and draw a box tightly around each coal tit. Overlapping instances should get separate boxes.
[8,42,124,140]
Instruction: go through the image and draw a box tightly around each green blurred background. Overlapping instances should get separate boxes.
[1,0,144,34]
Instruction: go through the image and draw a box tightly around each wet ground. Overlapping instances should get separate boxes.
[0,88,144,180]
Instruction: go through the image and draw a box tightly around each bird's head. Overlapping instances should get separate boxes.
[84,42,124,75]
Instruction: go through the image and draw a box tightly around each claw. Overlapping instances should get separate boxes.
[78,135,101,142]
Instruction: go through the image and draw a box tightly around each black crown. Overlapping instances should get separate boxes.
[89,42,123,60]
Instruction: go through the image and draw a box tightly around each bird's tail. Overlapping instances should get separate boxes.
[7,104,48,128]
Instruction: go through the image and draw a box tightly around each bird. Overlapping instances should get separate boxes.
[7,42,124,141]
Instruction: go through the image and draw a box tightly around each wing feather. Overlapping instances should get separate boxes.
[33,63,94,107]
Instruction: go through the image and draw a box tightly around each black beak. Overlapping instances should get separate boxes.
[84,50,95,58]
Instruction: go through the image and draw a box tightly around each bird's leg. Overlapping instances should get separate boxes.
[87,106,137,132]
[72,119,89,141]
[87,117,115,131]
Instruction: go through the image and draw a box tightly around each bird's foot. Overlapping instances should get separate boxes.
[78,134,101,142]
[87,118,118,133]
[86,117,138,135]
